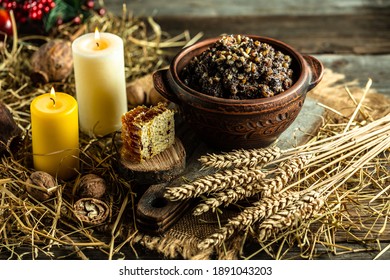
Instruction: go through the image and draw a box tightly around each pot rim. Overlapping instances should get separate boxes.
[169,34,309,106]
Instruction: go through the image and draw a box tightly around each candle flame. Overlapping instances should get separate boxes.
[95,27,100,48]
[50,87,56,107]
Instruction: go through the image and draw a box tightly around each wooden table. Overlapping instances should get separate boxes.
[2,0,388,261]
[101,0,390,260]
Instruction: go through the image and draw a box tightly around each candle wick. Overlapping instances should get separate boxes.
[50,97,56,107]
[96,42,100,48]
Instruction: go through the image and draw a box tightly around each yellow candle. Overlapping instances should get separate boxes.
[72,28,127,137]
[31,88,79,180]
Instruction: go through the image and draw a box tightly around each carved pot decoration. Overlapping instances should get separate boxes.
[153,35,324,149]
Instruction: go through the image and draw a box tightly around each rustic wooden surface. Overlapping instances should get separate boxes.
[103,0,390,260]
[3,0,388,261]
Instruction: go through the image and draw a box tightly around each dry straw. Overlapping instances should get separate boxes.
[2,8,390,259]
[0,8,197,260]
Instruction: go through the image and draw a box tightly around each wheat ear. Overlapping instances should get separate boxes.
[164,167,266,201]
[199,146,282,169]
[256,190,325,243]
[197,191,300,249]
[193,154,311,215]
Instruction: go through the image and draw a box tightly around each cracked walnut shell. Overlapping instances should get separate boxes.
[74,198,110,226]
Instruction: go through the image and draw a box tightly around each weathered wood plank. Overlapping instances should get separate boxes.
[105,1,390,55]
[107,0,390,17]
[149,13,390,54]
[316,54,390,96]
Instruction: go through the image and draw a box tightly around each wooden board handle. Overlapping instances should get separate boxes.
[136,183,191,234]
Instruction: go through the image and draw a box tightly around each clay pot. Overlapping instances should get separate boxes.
[153,35,323,150]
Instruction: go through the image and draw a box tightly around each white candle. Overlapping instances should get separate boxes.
[72,29,127,137]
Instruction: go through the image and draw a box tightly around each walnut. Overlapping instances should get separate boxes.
[30,39,73,84]
[126,82,146,106]
[126,74,167,107]
[148,87,167,106]
[26,171,57,201]
[77,174,106,199]
[73,198,110,225]
[0,101,22,155]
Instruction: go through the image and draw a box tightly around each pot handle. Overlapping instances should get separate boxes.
[303,55,324,91]
[153,69,181,105]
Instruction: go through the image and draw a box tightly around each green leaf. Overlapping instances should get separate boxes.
[63,0,83,10]
[44,0,83,32]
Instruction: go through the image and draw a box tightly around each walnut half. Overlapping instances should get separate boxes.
[73,198,109,226]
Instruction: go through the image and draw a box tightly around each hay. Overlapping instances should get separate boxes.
[0,9,195,260]
[1,9,389,260]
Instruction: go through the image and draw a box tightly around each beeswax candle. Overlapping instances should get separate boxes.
[72,28,127,137]
[31,88,79,180]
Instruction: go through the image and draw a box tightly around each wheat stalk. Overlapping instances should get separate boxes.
[164,167,266,201]
[198,191,300,249]
[193,154,311,215]
[256,191,325,243]
[199,146,282,169]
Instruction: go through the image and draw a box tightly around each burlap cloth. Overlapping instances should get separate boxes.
[125,69,390,259]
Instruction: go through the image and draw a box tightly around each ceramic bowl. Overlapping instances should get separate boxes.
[153,35,323,150]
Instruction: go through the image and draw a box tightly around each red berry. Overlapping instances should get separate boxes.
[56,17,63,26]
[97,7,106,16]
[86,1,94,9]
[73,16,81,24]
[0,9,12,37]
[6,2,14,9]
